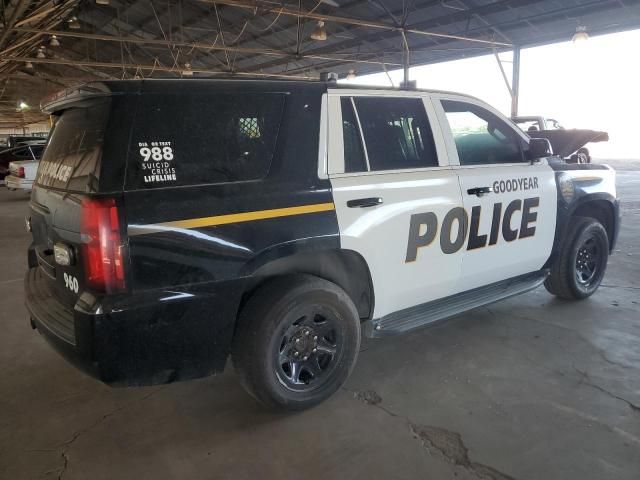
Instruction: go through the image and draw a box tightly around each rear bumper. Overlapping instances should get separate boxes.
[5,175,32,190]
[25,267,244,386]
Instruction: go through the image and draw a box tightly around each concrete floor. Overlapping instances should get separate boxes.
[1,160,639,480]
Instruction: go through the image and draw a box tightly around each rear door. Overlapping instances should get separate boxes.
[29,96,130,309]
[327,90,463,319]
[432,94,557,292]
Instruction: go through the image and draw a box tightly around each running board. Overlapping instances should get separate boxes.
[366,270,549,337]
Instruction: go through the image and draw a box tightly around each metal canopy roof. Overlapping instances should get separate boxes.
[0,0,639,128]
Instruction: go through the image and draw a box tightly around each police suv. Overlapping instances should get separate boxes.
[25,79,619,410]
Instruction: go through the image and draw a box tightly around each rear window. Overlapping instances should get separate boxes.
[35,99,109,192]
[126,93,286,189]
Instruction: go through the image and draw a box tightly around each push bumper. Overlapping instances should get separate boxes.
[25,267,244,386]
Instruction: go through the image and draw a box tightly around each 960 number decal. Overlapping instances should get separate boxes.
[63,272,79,294]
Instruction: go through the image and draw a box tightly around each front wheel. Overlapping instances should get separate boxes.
[544,217,609,299]
[232,275,361,410]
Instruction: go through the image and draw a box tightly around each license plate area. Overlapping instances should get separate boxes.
[36,248,56,279]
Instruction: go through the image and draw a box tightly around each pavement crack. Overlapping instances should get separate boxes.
[597,350,633,370]
[49,387,165,478]
[58,451,69,480]
[411,424,516,480]
[511,314,636,369]
[573,366,640,413]
[349,388,399,417]
[346,388,516,479]
[484,306,497,319]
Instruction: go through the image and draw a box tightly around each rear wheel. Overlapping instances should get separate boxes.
[232,275,360,410]
[544,217,609,299]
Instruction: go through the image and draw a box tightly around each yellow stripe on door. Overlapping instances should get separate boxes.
[129,202,336,235]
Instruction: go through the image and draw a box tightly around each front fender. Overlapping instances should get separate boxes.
[546,166,620,267]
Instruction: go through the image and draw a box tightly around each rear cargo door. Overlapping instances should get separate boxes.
[121,91,289,290]
[28,96,129,309]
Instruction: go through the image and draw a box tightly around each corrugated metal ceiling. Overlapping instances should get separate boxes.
[0,0,639,127]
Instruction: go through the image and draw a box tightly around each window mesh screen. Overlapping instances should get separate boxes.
[239,117,261,138]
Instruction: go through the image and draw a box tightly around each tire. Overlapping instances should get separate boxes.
[570,152,588,164]
[577,147,591,163]
[231,274,361,410]
[544,217,609,300]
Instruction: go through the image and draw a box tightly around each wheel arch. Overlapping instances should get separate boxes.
[545,193,619,269]
[240,247,375,322]
[570,198,616,249]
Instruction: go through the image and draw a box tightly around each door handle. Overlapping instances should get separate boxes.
[347,197,383,208]
[467,186,493,197]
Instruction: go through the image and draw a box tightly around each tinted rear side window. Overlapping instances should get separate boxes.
[340,97,367,173]
[126,93,286,189]
[35,99,109,192]
[353,97,439,171]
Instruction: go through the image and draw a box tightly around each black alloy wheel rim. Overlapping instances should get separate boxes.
[575,234,602,287]
[275,308,342,392]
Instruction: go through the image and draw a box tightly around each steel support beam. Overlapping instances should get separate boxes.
[7,27,403,68]
[0,0,32,51]
[3,56,315,79]
[511,46,521,117]
[198,0,512,47]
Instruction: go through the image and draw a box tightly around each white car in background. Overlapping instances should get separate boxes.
[512,115,609,164]
[6,160,39,191]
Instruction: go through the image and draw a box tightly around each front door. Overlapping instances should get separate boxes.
[432,95,557,293]
[326,91,464,319]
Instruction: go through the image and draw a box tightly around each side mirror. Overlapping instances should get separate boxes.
[527,137,553,161]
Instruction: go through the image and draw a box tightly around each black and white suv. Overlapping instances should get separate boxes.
[25,79,620,410]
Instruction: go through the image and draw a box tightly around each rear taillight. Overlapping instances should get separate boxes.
[17,167,25,178]
[81,197,126,293]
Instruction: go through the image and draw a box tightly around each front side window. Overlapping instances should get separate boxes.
[442,100,525,165]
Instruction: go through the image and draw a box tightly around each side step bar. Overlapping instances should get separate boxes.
[367,270,549,337]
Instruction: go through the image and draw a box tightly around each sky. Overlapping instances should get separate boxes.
[343,29,640,159]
